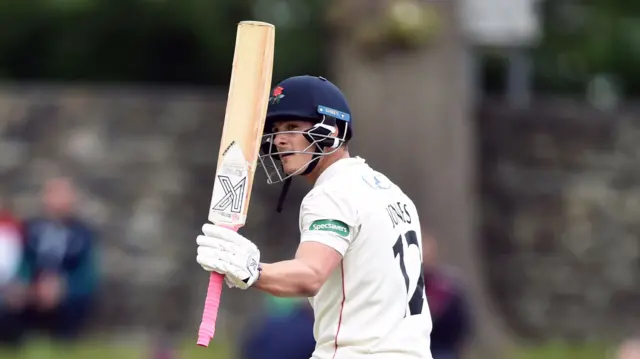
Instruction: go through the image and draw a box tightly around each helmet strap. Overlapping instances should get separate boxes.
[275,177,292,213]
[276,152,319,213]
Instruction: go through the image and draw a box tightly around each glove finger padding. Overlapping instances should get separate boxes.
[196,235,228,251]
[225,275,249,289]
[201,224,258,250]
[224,276,236,289]
[197,236,245,258]
[196,254,231,275]
[196,245,224,259]
[197,245,248,271]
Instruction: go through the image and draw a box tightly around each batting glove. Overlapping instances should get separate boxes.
[196,223,261,290]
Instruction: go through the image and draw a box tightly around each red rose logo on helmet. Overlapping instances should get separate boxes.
[269,86,285,104]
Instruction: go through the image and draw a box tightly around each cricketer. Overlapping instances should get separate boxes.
[196,75,433,358]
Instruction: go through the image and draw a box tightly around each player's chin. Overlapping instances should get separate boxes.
[280,155,307,174]
[282,160,307,176]
[283,162,304,175]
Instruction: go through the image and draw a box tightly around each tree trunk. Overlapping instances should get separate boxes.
[329,0,513,357]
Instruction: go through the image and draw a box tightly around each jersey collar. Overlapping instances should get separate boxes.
[314,156,366,187]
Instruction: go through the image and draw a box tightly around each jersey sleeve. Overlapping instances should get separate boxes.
[299,187,358,256]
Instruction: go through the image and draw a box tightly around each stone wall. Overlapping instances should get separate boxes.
[1,85,638,342]
[0,84,307,338]
[479,100,640,341]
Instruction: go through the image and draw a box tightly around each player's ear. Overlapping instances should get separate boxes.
[331,125,339,136]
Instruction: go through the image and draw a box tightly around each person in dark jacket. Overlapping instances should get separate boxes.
[239,296,316,359]
[423,232,473,359]
[0,177,99,345]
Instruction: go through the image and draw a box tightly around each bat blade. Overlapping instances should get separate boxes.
[209,20,275,227]
[197,20,275,347]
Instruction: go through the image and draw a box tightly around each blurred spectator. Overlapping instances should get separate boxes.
[617,337,640,359]
[0,206,26,346]
[423,232,473,359]
[0,177,99,345]
[239,295,316,359]
[0,206,23,288]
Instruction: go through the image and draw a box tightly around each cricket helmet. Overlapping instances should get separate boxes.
[258,75,353,187]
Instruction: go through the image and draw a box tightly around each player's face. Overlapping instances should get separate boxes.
[272,120,314,175]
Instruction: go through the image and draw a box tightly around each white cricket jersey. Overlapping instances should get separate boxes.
[299,157,433,359]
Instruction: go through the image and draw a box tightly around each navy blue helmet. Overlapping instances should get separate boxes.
[258,75,353,185]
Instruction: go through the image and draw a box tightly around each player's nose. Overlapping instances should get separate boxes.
[274,132,288,147]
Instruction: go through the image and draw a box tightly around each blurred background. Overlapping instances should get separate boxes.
[0,0,639,359]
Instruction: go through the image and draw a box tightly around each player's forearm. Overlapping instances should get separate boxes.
[254,260,322,297]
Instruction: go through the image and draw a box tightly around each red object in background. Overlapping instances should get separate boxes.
[0,209,24,287]
[0,210,23,237]
[0,210,24,251]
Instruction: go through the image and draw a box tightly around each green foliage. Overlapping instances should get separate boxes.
[534,0,640,95]
[0,0,327,86]
[1,0,638,94]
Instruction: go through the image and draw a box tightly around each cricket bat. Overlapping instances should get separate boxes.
[197,20,275,347]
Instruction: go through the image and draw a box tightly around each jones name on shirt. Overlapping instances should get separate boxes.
[386,202,412,229]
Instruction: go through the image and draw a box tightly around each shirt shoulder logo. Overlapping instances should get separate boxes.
[309,219,350,237]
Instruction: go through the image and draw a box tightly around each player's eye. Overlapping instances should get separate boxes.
[286,124,298,131]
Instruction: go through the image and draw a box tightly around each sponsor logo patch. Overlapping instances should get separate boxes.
[309,219,350,237]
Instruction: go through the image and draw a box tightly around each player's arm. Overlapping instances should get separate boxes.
[254,189,356,297]
[254,242,342,297]
[195,189,356,296]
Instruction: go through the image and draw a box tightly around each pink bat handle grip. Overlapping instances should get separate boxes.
[197,224,241,347]
[197,272,224,346]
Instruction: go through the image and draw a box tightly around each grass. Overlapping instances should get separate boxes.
[0,337,233,359]
[514,341,615,359]
[0,337,617,359]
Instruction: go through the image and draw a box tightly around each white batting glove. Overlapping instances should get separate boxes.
[196,223,261,290]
